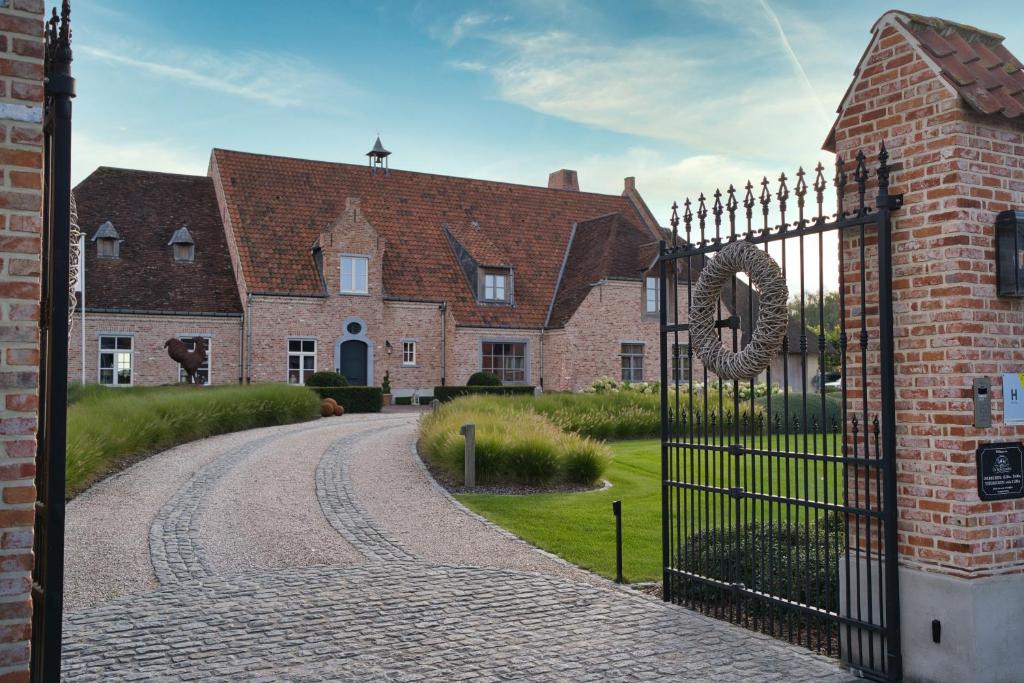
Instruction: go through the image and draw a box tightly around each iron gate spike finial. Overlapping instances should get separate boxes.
[726,185,738,239]
[794,168,807,226]
[712,188,723,242]
[813,162,827,222]
[835,156,848,218]
[697,193,707,246]
[683,197,693,244]
[670,201,679,247]
[854,149,868,214]
[743,180,755,237]
[777,172,789,227]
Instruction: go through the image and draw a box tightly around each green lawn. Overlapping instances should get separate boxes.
[457,436,842,583]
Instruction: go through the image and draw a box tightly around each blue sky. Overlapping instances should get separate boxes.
[73,0,1023,231]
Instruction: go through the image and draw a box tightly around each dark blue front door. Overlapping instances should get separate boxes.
[339,340,368,385]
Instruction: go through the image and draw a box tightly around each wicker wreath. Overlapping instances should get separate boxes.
[689,240,789,381]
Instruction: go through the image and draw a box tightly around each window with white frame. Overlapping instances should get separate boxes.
[177,337,211,385]
[481,341,526,383]
[340,255,368,294]
[620,342,644,383]
[402,340,417,366]
[288,338,316,384]
[99,335,133,386]
[672,343,691,383]
[645,276,659,315]
[481,270,509,302]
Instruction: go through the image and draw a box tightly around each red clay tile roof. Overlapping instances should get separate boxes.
[825,11,1024,151]
[547,213,656,328]
[444,220,510,268]
[898,13,1024,119]
[73,168,242,315]
[211,149,651,328]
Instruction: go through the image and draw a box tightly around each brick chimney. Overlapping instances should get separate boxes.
[547,169,579,191]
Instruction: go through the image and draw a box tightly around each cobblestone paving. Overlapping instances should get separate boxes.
[315,425,417,563]
[63,415,857,681]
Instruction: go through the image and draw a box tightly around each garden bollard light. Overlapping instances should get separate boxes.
[612,499,623,583]
[430,398,440,412]
[459,423,476,487]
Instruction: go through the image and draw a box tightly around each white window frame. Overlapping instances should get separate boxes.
[480,269,510,303]
[620,342,645,383]
[645,276,659,315]
[177,335,212,385]
[340,255,369,295]
[672,343,691,383]
[98,334,133,386]
[287,338,317,385]
[402,339,417,367]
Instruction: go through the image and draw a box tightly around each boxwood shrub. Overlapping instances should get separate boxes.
[434,385,536,402]
[675,514,844,613]
[309,386,383,413]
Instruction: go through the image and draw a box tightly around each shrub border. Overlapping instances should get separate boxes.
[309,386,383,413]
[433,385,536,402]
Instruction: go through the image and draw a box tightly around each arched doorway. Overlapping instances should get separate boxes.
[334,316,374,386]
[338,339,368,385]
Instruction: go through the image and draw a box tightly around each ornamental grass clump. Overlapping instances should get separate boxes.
[66,383,321,497]
[419,396,610,486]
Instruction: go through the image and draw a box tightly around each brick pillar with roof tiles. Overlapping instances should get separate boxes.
[829,11,1024,682]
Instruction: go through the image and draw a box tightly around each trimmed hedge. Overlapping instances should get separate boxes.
[309,386,383,413]
[434,385,536,402]
[305,371,348,387]
[676,514,843,612]
[467,371,502,386]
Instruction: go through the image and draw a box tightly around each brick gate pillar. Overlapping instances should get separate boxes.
[828,12,1024,683]
[0,1,46,680]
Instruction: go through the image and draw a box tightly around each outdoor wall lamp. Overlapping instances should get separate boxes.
[996,209,1024,298]
[385,340,392,355]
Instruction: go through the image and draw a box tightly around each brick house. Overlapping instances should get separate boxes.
[70,147,703,394]
[68,168,243,387]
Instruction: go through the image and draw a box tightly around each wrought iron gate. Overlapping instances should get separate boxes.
[659,145,902,681]
[32,3,74,681]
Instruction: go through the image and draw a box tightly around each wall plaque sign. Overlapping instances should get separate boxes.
[976,442,1024,501]
[1004,373,1024,425]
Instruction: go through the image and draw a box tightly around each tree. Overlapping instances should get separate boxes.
[789,291,841,373]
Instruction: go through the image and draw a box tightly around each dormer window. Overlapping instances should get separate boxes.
[92,220,121,259]
[481,269,510,303]
[168,226,195,263]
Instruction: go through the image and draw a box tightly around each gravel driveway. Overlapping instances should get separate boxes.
[62,411,856,681]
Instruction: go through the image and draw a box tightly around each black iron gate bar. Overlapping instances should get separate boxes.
[32,3,74,682]
[658,145,902,682]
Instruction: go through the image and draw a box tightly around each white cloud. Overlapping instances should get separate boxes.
[438,2,849,166]
[440,13,497,46]
[72,132,207,185]
[77,42,358,109]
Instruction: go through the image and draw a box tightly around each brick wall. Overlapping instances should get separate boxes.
[833,23,1024,576]
[66,313,243,386]
[0,1,44,678]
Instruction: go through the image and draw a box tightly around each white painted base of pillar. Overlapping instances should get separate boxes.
[897,566,1024,683]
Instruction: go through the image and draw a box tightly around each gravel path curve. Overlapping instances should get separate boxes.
[349,420,607,587]
[63,419,339,612]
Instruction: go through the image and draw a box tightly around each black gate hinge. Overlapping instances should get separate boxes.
[882,193,904,211]
[727,487,745,498]
[715,316,741,330]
